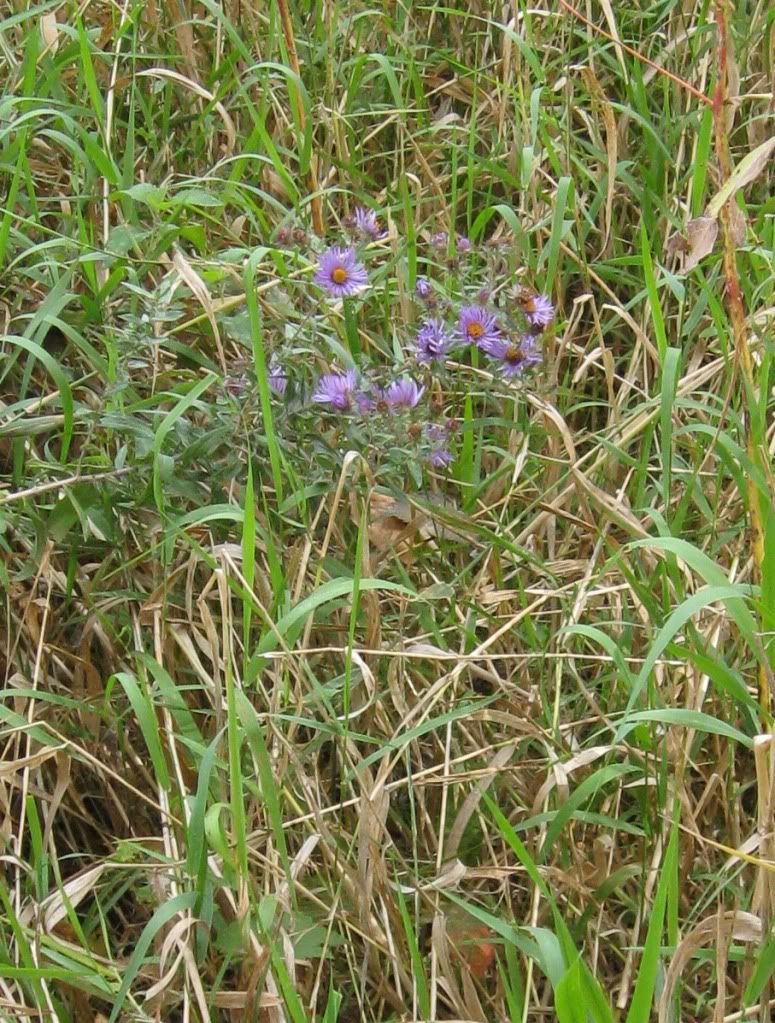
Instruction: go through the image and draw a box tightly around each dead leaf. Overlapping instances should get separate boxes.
[665,232,689,258]
[0,745,65,780]
[40,13,59,52]
[658,911,761,1023]
[684,216,719,272]
[171,247,226,373]
[728,201,747,247]
[580,66,618,258]
[446,745,516,860]
[707,136,775,218]
[596,0,627,77]
[136,68,236,155]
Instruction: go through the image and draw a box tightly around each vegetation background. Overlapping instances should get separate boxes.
[0,0,774,1020]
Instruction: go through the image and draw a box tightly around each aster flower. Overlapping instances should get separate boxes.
[415,318,453,365]
[383,377,425,409]
[430,231,448,249]
[268,360,287,397]
[354,206,386,241]
[415,277,432,299]
[314,247,368,298]
[458,305,502,349]
[312,369,359,410]
[456,235,472,254]
[519,291,555,330]
[429,447,453,467]
[483,336,542,378]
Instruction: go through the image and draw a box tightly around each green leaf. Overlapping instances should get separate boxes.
[108,893,198,1023]
[256,578,413,655]
[113,672,170,789]
[626,815,678,1023]
[617,709,753,749]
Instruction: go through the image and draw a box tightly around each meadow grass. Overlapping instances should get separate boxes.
[0,1,774,1020]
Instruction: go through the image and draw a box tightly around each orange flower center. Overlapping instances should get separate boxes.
[332,267,349,284]
[468,322,484,339]
[506,344,523,363]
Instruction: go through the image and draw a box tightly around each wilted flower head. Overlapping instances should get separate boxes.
[457,235,472,254]
[384,377,425,409]
[267,359,287,397]
[426,423,453,468]
[415,277,432,300]
[430,231,448,249]
[483,336,542,378]
[354,206,386,241]
[314,247,368,298]
[225,372,249,398]
[415,318,453,365]
[458,305,502,348]
[312,369,359,410]
[518,291,555,329]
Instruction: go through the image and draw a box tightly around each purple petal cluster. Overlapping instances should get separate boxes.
[268,360,287,396]
[360,376,425,412]
[521,293,555,329]
[354,206,386,241]
[415,277,432,299]
[415,319,453,366]
[458,305,502,349]
[383,377,425,409]
[312,369,359,410]
[456,235,472,254]
[426,423,453,467]
[315,247,368,298]
[484,336,542,379]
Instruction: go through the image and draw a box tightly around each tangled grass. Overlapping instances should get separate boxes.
[0,1,774,1021]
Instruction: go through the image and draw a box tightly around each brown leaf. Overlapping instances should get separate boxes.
[684,216,719,272]
[659,911,761,1023]
[707,136,775,218]
[40,13,59,52]
[665,232,689,258]
[728,202,747,247]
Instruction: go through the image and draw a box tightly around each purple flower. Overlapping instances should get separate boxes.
[430,231,448,249]
[355,390,374,414]
[458,305,502,348]
[312,369,359,410]
[415,277,432,299]
[268,360,287,396]
[354,206,386,241]
[415,318,453,365]
[383,377,425,409]
[426,424,453,468]
[519,292,555,329]
[314,247,368,298]
[456,235,472,254]
[476,287,491,305]
[429,447,453,468]
[484,336,542,378]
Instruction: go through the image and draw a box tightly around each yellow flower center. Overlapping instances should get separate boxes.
[506,344,523,363]
[332,267,349,284]
[468,322,484,339]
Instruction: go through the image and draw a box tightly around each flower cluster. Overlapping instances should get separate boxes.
[255,206,554,479]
